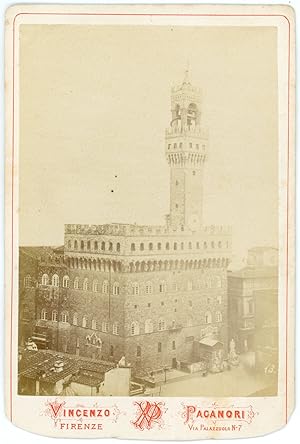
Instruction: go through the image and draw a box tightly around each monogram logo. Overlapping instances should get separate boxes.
[132,401,165,431]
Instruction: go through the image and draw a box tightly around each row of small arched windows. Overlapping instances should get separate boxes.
[167,142,205,150]
[40,309,121,333]
[130,277,222,295]
[130,312,223,336]
[38,273,222,294]
[66,239,228,252]
[39,310,222,333]
[130,240,227,252]
[41,274,120,294]
[67,239,121,253]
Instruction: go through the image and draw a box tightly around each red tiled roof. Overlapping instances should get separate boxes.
[19,350,114,385]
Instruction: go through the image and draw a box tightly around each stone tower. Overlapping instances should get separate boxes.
[165,71,208,231]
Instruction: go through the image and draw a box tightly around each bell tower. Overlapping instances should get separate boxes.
[165,71,208,231]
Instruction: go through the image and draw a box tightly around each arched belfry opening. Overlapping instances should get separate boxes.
[187,103,199,129]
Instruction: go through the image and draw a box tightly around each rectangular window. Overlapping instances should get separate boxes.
[158,342,162,353]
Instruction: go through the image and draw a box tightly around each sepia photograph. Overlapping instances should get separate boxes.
[18,24,279,398]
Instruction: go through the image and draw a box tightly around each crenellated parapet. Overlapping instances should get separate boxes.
[65,223,231,237]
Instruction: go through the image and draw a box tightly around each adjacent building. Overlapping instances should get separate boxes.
[228,247,278,354]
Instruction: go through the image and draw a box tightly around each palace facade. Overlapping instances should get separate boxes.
[20,72,232,375]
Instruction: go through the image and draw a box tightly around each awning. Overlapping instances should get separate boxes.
[31,336,47,342]
[199,338,223,347]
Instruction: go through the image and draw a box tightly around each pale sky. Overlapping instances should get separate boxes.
[19,25,278,263]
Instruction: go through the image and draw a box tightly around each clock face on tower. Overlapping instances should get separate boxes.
[188,214,200,231]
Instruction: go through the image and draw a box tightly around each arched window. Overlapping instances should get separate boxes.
[149,242,153,251]
[158,342,162,352]
[74,240,78,250]
[87,240,91,250]
[81,240,84,250]
[102,321,108,333]
[24,274,31,288]
[52,274,59,287]
[41,309,47,321]
[113,322,119,335]
[73,312,78,325]
[188,241,192,249]
[205,311,212,324]
[102,280,108,294]
[140,243,144,251]
[137,346,141,357]
[62,275,69,288]
[166,242,170,250]
[206,277,212,288]
[83,278,89,291]
[217,294,222,304]
[113,282,120,295]
[132,283,139,295]
[92,279,99,292]
[86,335,91,345]
[158,318,166,331]
[52,310,58,322]
[41,273,49,286]
[145,282,152,294]
[218,241,222,248]
[157,242,161,250]
[109,242,113,252]
[187,280,193,291]
[145,319,153,334]
[101,241,105,251]
[116,242,120,252]
[74,277,79,290]
[92,319,97,330]
[82,316,87,328]
[196,242,200,249]
[67,240,72,249]
[211,241,215,249]
[131,321,140,336]
[172,340,176,350]
[94,241,98,250]
[174,242,177,250]
[96,338,102,348]
[204,241,207,249]
[216,311,222,323]
[61,311,69,323]
[159,281,166,293]
[215,276,222,288]
[131,243,135,252]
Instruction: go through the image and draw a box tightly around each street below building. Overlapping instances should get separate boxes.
[143,353,274,397]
